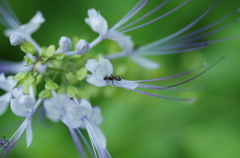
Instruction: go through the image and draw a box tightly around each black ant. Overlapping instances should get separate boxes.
[104,74,123,86]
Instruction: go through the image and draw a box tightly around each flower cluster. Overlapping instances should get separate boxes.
[0,0,239,157]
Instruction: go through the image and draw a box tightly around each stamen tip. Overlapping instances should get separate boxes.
[188,97,195,104]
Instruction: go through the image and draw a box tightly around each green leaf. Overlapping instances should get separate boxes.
[45,77,59,90]
[75,67,87,80]
[13,72,28,82]
[39,89,52,98]
[67,85,78,98]
[41,45,55,58]
[52,53,64,60]
[24,56,33,65]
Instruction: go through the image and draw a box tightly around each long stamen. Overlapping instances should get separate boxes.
[68,128,87,158]
[76,129,95,158]
[136,62,207,82]
[141,45,208,55]
[162,57,225,90]
[141,0,219,50]
[0,5,19,29]
[165,9,240,44]
[153,41,209,50]
[119,0,190,34]
[122,85,194,103]
[110,0,149,31]
[138,84,204,91]
[176,19,239,45]
[111,0,144,30]
[0,0,21,25]
[117,0,170,32]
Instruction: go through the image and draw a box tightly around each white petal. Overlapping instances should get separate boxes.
[0,73,10,91]
[90,106,103,126]
[85,9,108,37]
[0,60,32,73]
[0,100,8,115]
[20,11,45,35]
[85,59,99,74]
[26,120,33,147]
[98,56,113,76]
[107,31,134,53]
[79,98,92,118]
[130,55,160,69]
[43,99,62,122]
[10,96,33,117]
[61,115,83,129]
[86,75,107,87]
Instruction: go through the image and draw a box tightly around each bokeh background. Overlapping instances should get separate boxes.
[0,0,240,158]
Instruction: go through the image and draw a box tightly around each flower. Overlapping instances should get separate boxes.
[0,86,43,157]
[44,94,111,158]
[85,9,108,38]
[0,3,45,51]
[85,56,224,102]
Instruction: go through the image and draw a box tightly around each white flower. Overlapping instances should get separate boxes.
[44,94,111,158]
[85,56,139,89]
[61,98,110,158]
[85,9,108,37]
[43,94,73,122]
[4,11,45,38]
[0,73,18,115]
[7,86,42,149]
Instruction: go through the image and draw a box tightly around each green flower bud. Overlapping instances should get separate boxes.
[75,67,87,80]
[20,41,37,55]
[45,77,59,90]
[39,89,52,98]
[52,53,64,60]
[13,72,28,82]
[67,85,78,98]
[24,56,33,65]
[41,45,55,58]
[65,72,78,85]
[22,73,35,86]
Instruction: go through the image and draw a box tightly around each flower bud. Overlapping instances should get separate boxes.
[10,34,24,46]
[59,36,72,52]
[20,41,37,55]
[76,39,90,55]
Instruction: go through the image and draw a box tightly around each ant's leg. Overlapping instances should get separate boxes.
[112,80,116,86]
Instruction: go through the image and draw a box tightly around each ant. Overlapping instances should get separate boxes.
[104,74,123,86]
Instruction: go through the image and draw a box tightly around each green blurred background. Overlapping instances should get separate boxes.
[0,0,240,158]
